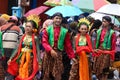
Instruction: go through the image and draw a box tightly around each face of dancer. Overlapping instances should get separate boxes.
[79,24,88,35]
[25,22,33,34]
[102,19,110,27]
[53,16,62,26]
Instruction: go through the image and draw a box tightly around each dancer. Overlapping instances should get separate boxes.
[7,14,41,80]
[42,12,75,80]
[92,16,116,80]
[69,18,93,80]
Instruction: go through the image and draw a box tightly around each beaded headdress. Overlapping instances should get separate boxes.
[27,14,40,29]
[78,18,90,28]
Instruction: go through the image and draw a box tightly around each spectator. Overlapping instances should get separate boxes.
[113,67,120,80]
[40,19,53,32]
[1,16,23,77]
[0,16,7,80]
[0,17,7,27]
[115,34,120,61]
[89,19,102,49]
[0,14,10,21]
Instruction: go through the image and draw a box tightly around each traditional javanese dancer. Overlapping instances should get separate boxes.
[69,18,93,80]
[92,16,116,80]
[42,12,75,80]
[7,14,41,80]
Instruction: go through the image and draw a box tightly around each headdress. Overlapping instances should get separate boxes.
[78,18,90,28]
[27,14,40,29]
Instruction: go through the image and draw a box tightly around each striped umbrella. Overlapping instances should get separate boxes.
[72,0,109,11]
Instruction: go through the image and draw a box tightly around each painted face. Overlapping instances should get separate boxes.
[78,24,88,35]
[25,22,33,34]
[53,16,62,26]
[102,19,110,27]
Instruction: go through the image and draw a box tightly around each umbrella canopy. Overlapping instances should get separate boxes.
[44,0,72,6]
[96,4,120,16]
[24,6,49,17]
[89,12,120,25]
[45,5,83,17]
[72,0,109,11]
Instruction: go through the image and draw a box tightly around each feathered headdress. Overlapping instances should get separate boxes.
[27,14,40,29]
[78,18,90,28]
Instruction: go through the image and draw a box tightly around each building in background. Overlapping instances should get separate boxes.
[0,0,8,14]
[0,0,46,15]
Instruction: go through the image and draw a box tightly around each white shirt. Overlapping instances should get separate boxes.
[113,69,119,80]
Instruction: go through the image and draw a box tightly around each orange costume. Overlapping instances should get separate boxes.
[69,34,93,80]
[7,34,39,80]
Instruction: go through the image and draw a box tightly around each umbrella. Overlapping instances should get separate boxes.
[44,0,72,6]
[60,0,72,5]
[89,12,120,25]
[45,5,83,17]
[24,6,49,17]
[71,0,109,11]
[96,4,120,16]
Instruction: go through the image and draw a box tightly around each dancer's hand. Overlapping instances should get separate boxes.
[50,49,58,59]
[7,59,11,65]
[94,49,100,53]
[94,49,101,54]
[72,58,78,63]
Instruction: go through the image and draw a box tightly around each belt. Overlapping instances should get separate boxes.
[21,48,32,53]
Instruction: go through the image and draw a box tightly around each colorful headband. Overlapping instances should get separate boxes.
[78,18,90,28]
[27,14,40,29]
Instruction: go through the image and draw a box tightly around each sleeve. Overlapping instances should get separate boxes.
[111,32,116,50]
[35,37,42,64]
[9,47,18,60]
[0,32,4,57]
[9,35,23,60]
[42,29,52,53]
[18,28,23,40]
[64,32,75,59]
